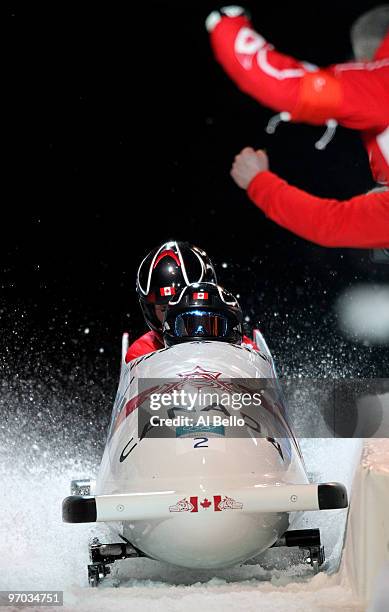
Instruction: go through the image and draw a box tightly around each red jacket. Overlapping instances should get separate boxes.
[125,331,258,363]
[126,331,164,363]
[248,171,389,248]
[210,14,389,184]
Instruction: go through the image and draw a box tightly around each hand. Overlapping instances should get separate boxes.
[205,6,247,33]
[230,148,269,189]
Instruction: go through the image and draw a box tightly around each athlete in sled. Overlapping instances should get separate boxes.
[63,283,348,586]
[126,239,260,362]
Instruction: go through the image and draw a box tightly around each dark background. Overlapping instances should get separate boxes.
[3,1,389,392]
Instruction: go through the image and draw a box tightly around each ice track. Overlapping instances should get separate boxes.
[0,376,364,611]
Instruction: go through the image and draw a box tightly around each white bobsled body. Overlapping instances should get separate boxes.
[95,337,309,569]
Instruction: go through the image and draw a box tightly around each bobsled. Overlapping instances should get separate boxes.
[62,332,348,586]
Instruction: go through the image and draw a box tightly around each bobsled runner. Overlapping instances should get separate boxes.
[63,332,348,586]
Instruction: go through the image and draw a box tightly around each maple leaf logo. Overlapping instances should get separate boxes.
[200,498,212,509]
[176,365,224,391]
[176,365,222,380]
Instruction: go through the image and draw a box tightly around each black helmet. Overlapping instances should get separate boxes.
[137,241,217,332]
[163,282,243,347]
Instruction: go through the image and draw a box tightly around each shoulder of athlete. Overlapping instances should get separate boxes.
[126,330,164,363]
[242,335,260,351]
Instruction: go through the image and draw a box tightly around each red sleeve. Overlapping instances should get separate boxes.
[210,16,389,129]
[125,331,163,363]
[242,335,259,351]
[210,15,343,124]
[247,171,389,248]
[210,15,304,114]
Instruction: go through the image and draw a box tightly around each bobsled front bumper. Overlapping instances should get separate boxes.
[62,482,348,523]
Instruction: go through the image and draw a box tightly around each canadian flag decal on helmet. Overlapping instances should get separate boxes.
[160,286,176,297]
[193,292,208,300]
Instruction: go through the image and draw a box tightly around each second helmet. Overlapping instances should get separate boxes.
[163,282,243,346]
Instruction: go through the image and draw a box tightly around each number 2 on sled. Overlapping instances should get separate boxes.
[194,437,208,448]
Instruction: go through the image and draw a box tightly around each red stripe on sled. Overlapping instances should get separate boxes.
[190,496,198,512]
[213,495,222,511]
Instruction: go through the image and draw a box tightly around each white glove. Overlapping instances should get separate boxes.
[205,6,247,33]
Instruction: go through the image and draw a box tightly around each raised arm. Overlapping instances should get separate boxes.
[248,172,389,248]
[231,147,389,248]
[207,7,389,129]
[207,7,342,124]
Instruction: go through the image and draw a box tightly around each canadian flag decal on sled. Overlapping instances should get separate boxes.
[169,495,243,513]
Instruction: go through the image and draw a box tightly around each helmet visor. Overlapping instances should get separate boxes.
[174,310,229,339]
